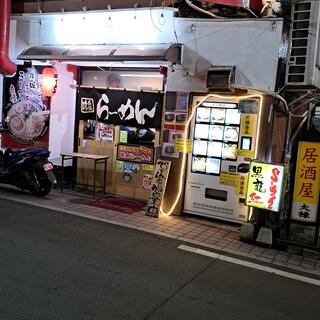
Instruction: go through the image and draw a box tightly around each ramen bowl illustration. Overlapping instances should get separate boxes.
[6,101,48,143]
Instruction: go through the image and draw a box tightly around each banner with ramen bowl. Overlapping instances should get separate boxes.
[2,66,51,148]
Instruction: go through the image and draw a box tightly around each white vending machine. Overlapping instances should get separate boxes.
[184,93,266,223]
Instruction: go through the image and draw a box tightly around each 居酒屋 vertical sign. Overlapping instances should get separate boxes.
[245,161,285,212]
[291,141,320,222]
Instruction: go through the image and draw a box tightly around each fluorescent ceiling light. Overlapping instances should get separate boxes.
[120,74,163,78]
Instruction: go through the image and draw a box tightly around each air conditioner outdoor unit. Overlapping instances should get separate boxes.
[285,0,320,87]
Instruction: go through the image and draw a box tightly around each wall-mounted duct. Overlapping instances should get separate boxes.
[0,0,17,75]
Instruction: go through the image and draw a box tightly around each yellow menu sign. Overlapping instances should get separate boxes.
[291,141,320,222]
[237,175,248,196]
[175,138,192,153]
[240,114,256,136]
[219,172,239,187]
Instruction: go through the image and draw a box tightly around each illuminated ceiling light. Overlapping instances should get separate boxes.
[120,74,163,78]
[133,2,138,20]
[82,6,86,20]
[60,8,64,22]
[158,13,166,26]
[106,4,113,27]
[159,93,264,217]
[158,1,166,25]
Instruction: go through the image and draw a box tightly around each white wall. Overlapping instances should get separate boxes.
[48,63,77,165]
[11,9,283,92]
[7,8,284,157]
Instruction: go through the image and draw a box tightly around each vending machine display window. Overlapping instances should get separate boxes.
[196,108,211,122]
[194,124,209,139]
[209,125,224,140]
[193,140,208,155]
[211,108,226,123]
[207,141,223,157]
[223,126,239,142]
[222,142,238,160]
[191,103,240,175]
[192,156,206,172]
[225,109,241,124]
[206,158,221,174]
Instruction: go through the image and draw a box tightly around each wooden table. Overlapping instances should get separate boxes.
[60,152,109,198]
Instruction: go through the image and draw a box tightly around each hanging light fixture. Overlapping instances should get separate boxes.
[106,4,113,27]
[158,1,166,25]
[133,2,138,20]
[82,6,87,20]
[41,67,58,97]
[60,8,65,22]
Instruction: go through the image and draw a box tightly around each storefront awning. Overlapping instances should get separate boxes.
[17,43,181,64]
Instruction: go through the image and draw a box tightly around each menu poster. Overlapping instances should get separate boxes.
[2,65,50,148]
[169,130,184,143]
[83,119,96,140]
[164,112,188,130]
[176,92,188,111]
[116,160,124,173]
[97,122,114,142]
[142,174,153,190]
[162,142,179,158]
[119,130,128,143]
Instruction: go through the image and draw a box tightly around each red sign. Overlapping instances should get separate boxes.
[117,144,154,164]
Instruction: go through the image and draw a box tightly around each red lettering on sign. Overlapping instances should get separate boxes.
[248,192,263,204]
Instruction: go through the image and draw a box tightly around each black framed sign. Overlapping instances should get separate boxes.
[77,87,163,128]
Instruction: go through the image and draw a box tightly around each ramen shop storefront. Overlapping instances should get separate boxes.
[75,67,165,200]
[16,43,181,200]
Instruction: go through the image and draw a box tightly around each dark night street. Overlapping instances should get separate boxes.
[0,198,320,320]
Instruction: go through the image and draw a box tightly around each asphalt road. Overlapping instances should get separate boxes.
[0,198,319,320]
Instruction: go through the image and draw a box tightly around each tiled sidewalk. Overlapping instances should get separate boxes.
[1,185,320,277]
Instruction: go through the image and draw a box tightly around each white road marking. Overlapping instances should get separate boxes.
[178,244,320,287]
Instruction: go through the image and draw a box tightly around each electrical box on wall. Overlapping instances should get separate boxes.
[285,0,320,87]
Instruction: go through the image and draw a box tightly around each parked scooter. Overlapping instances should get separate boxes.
[0,147,57,196]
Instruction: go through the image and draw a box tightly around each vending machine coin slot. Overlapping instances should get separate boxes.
[205,188,228,201]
